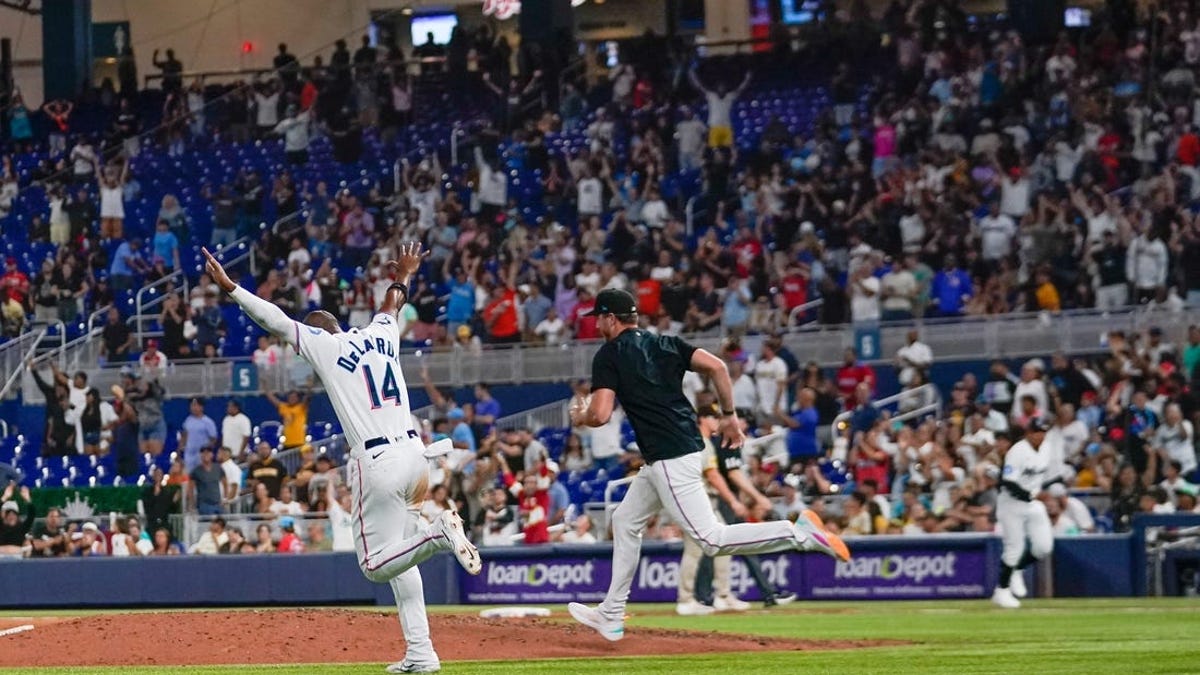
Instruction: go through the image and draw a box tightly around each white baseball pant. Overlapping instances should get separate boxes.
[598,452,800,621]
[996,492,1054,567]
[349,439,445,665]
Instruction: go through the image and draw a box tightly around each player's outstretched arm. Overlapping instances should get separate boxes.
[202,247,297,345]
[378,241,430,317]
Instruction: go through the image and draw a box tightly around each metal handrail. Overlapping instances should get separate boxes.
[86,304,114,333]
[133,269,189,347]
[830,383,943,440]
[0,328,46,401]
[493,399,571,432]
[785,298,825,331]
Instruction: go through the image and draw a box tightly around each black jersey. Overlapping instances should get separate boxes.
[590,329,702,463]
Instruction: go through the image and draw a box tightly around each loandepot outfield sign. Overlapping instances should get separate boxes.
[461,544,990,603]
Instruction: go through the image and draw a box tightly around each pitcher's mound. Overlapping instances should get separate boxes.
[0,609,899,667]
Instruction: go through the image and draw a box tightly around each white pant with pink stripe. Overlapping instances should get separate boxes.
[349,440,447,666]
[598,452,803,621]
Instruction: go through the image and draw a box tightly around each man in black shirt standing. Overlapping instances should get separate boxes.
[567,289,849,641]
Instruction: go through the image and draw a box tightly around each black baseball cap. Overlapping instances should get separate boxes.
[696,403,720,419]
[1027,417,1052,432]
[584,289,638,317]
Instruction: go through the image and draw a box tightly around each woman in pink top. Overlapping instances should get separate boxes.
[872,117,897,179]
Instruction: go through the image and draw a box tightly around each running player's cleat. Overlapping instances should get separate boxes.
[386,659,441,673]
[438,510,481,575]
[568,602,625,642]
[991,587,1021,609]
[795,509,851,562]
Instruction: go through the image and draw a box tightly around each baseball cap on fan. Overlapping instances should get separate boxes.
[583,289,637,317]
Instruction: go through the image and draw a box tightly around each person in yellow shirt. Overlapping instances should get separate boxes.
[1034,269,1061,312]
[266,382,312,449]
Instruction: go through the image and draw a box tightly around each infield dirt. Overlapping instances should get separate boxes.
[0,609,898,667]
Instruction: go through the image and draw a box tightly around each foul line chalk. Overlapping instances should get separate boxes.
[0,625,34,638]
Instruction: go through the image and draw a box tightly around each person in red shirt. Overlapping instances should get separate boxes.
[632,74,654,110]
[1178,128,1200,167]
[483,284,520,344]
[1,257,30,307]
[518,471,551,545]
[276,517,305,553]
[835,348,876,408]
[730,225,763,279]
[572,288,599,340]
[779,262,809,313]
[635,270,662,317]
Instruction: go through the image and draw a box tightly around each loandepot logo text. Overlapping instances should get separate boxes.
[487,561,596,590]
[834,553,958,583]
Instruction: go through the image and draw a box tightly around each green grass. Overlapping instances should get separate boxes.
[4,598,1199,674]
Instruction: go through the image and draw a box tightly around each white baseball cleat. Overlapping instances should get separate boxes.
[437,510,481,575]
[386,660,441,673]
[1009,571,1028,598]
[568,602,625,641]
[675,599,716,616]
[991,587,1021,609]
[713,595,750,612]
[794,509,851,562]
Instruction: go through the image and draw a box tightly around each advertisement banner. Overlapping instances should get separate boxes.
[807,548,988,600]
[462,542,992,604]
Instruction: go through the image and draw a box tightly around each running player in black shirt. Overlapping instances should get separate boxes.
[567,289,849,641]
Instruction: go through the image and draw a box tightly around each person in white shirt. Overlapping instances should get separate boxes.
[269,485,306,517]
[475,147,507,218]
[1010,360,1049,422]
[688,67,751,149]
[1045,47,1077,84]
[675,107,707,172]
[1046,403,1089,466]
[1153,403,1196,475]
[895,330,933,387]
[881,259,918,321]
[274,105,311,164]
[640,187,670,229]
[253,82,281,136]
[253,335,285,369]
[559,514,598,544]
[976,201,1017,261]
[849,265,881,324]
[534,308,566,345]
[188,518,230,555]
[1126,230,1169,303]
[999,169,1031,218]
[577,170,604,219]
[217,446,242,502]
[1046,483,1095,535]
[729,359,758,414]
[326,481,355,552]
[588,405,626,475]
[221,399,253,459]
[752,342,789,421]
[681,370,705,408]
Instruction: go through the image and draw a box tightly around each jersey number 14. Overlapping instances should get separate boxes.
[363,363,403,409]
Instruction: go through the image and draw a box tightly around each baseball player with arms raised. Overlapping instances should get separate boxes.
[565,289,850,641]
[203,244,479,674]
[992,417,1055,609]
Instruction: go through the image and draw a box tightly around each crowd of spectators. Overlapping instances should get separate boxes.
[9,1,1200,555]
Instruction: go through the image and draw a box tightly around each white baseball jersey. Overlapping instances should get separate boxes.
[292,311,414,451]
[1001,440,1048,499]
